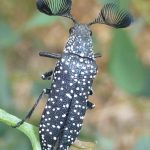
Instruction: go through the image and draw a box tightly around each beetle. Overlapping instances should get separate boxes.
[13,0,133,150]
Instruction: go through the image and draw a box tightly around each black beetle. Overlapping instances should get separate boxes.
[13,0,133,150]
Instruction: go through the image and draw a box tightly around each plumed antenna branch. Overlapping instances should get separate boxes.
[36,0,76,22]
[88,3,133,28]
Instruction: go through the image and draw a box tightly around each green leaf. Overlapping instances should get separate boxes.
[0,21,20,50]
[0,56,12,108]
[97,136,115,150]
[24,13,58,30]
[135,136,150,150]
[108,30,148,94]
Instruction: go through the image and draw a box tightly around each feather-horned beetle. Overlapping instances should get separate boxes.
[13,0,133,150]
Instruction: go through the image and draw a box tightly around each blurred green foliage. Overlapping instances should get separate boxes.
[0,0,150,150]
[109,30,149,95]
[135,136,150,150]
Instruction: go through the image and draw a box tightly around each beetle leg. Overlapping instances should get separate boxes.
[39,51,62,59]
[94,53,102,58]
[12,89,48,128]
[89,89,93,95]
[41,70,53,80]
[87,100,95,109]
[43,88,51,95]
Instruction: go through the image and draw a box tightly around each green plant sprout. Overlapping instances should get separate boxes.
[0,108,95,150]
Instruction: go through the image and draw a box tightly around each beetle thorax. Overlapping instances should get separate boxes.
[64,24,94,59]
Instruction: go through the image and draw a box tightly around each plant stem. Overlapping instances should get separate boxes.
[0,108,95,150]
[0,108,41,150]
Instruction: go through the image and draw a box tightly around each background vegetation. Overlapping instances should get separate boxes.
[0,0,150,150]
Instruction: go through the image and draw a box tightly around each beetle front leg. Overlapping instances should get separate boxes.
[94,53,102,58]
[39,51,62,59]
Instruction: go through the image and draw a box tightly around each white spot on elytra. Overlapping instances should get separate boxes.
[62,114,66,118]
[66,93,72,99]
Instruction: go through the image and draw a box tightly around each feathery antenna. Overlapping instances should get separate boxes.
[88,3,133,28]
[36,0,76,22]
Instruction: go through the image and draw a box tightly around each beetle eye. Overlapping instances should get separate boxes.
[90,31,92,36]
[69,27,73,34]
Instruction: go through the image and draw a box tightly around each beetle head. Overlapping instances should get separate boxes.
[64,23,94,58]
